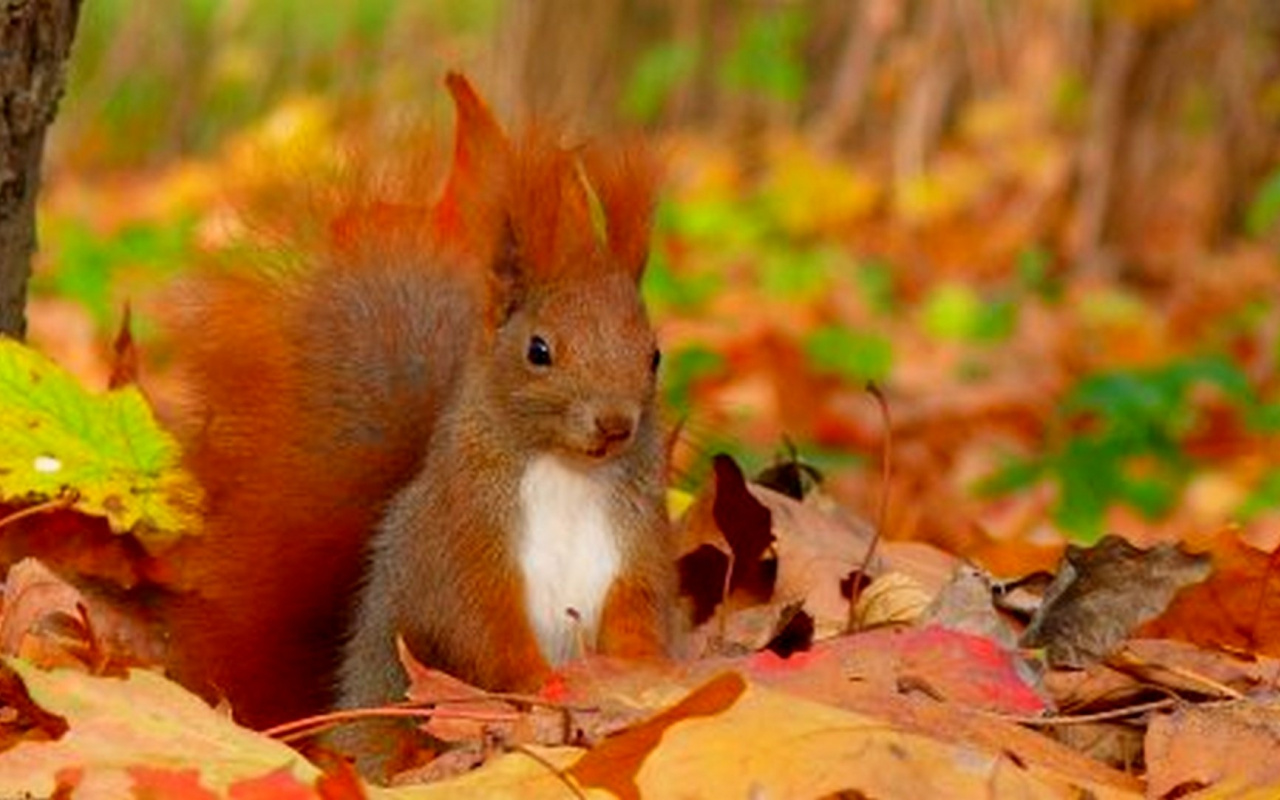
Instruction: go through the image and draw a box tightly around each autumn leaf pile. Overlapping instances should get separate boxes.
[6,1,1280,796]
[3,334,1280,796]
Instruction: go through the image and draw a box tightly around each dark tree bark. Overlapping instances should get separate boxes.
[1,0,82,340]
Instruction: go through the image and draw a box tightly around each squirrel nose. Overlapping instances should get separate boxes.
[595,411,636,447]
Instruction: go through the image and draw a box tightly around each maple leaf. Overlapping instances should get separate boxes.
[0,339,202,552]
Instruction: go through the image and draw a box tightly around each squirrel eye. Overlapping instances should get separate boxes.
[650,347,661,373]
[527,335,553,367]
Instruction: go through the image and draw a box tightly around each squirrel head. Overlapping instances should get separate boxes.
[438,74,663,465]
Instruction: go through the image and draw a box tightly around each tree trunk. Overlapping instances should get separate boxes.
[0,0,82,340]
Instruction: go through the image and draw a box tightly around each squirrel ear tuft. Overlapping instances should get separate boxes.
[582,142,662,282]
[434,73,511,241]
[483,215,525,329]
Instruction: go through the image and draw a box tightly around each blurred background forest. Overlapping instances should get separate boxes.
[29,0,1280,573]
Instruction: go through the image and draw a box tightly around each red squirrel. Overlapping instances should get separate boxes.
[164,74,674,761]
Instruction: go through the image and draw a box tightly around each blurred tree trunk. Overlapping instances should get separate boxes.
[0,0,81,340]
[498,0,633,133]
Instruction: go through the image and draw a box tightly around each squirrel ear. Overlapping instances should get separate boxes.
[434,73,511,241]
[581,142,661,282]
[483,215,525,329]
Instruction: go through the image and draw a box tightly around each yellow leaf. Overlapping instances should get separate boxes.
[762,136,880,236]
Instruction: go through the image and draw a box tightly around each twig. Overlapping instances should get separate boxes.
[847,382,892,632]
[265,706,515,744]
[511,744,588,800]
[0,489,79,531]
[986,697,1178,727]
[1111,646,1246,701]
[263,692,597,743]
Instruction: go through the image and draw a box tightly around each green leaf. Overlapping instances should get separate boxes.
[1238,469,1280,522]
[803,326,894,383]
[918,282,1017,344]
[641,246,723,312]
[757,245,835,301]
[663,346,727,413]
[719,7,808,103]
[975,456,1045,497]
[855,258,899,315]
[37,215,197,328]
[920,282,984,341]
[622,42,699,123]
[1246,167,1280,238]
[0,339,201,551]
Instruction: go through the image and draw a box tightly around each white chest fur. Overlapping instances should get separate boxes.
[517,455,622,664]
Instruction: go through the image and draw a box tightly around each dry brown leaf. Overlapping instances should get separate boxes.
[1114,638,1280,696]
[1139,528,1280,657]
[1145,699,1280,798]
[853,571,931,627]
[677,464,957,651]
[1022,535,1212,667]
[919,563,1019,649]
[0,558,167,674]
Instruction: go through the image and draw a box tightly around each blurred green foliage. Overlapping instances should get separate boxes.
[1246,167,1280,239]
[36,215,198,330]
[919,283,1017,344]
[36,0,1280,548]
[981,355,1280,541]
[622,42,699,124]
[662,346,727,414]
[720,6,808,105]
[62,0,498,165]
[804,326,895,385]
[1015,245,1062,301]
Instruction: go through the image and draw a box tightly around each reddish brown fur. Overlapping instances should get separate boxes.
[164,73,673,751]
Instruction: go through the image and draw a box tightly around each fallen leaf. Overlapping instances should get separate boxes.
[0,506,153,590]
[1139,528,1280,656]
[398,641,528,745]
[709,454,777,598]
[675,454,778,628]
[227,766,327,800]
[1112,638,1280,697]
[853,571,932,628]
[920,563,1020,649]
[568,671,745,800]
[618,672,1134,799]
[0,338,202,552]
[0,659,323,798]
[1145,698,1280,798]
[0,558,168,673]
[1021,535,1212,667]
[107,304,140,391]
[127,766,218,800]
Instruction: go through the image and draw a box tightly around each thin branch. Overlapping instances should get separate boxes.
[847,382,892,632]
[263,692,597,743]
[0,490,80,531]
[511,744,588,800]
[986,697,1177,727]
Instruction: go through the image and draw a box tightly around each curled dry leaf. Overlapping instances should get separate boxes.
[397,638,565,750]
[853,571,932,628]
[1021,535,1212,668]
[920,563,1020,650]
[0,558,168,673]
[677,452,957,654]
